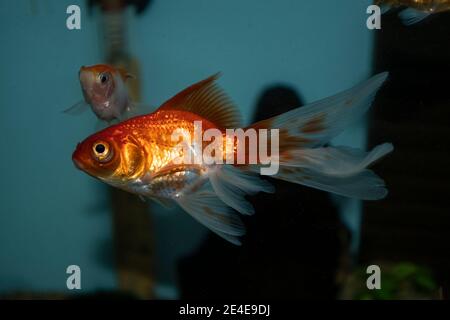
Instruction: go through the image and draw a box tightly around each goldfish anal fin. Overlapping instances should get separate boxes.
[158,73,242,129]
[208,165,274,215]
[175,184,246,245]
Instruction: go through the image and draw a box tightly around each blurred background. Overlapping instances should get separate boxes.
[0,0,448,299]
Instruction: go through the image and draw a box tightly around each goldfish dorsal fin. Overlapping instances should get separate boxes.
[158,73,242,129]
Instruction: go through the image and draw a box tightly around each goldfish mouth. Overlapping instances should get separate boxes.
[72,157,85,170]
[72,143,85,170]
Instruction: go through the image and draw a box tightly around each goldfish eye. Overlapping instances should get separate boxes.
[95,144,105,154]
[92,141,113,163]
[98,72,109,84]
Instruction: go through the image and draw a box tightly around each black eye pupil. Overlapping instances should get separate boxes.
[95,144,106,154]
[101,74,108,83]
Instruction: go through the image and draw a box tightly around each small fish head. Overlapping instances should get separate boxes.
[72,128,147,183]
[79,64,116,108]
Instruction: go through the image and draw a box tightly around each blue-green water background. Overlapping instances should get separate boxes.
[0,0,373,296]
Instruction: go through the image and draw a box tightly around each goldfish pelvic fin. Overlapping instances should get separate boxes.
[399,8,431,25]
[176,185,246,245]
[262,143,393,200]
[63,100,89,115]
[158,73,242,129]
[209,165,275,215]
[250,72,389,150]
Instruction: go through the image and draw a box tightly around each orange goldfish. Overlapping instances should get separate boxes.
[64,64,135,122]
[72,73,393,245]
[376,0,450,25]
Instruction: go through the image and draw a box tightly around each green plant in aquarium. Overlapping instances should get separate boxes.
[344,262,438,300]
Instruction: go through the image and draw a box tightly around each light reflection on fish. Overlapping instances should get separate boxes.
[376,0,450,25]
[64,64,137,123]
[72,73,393,245]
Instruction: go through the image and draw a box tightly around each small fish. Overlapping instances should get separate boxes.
[64,64,136,123]
[376,0,450,25]
[72,73,393,245]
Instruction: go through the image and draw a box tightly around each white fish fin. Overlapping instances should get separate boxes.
[250,72,389,148]
[208,165,275,215]
[278,168,389,200]
[175,187,245,245]
[247,143,393,200]
[255,165,388,200]
[63,100,89,115]
[280,143,394,177]
[399,8,431,25]
[211,231,243,245]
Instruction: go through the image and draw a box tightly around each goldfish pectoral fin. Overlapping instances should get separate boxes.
[260,143,394,200]
[250,72,389,149]
[399,8,431,25]
[62,100,89,115]
[209,165,274,216]
[175,188,246,245]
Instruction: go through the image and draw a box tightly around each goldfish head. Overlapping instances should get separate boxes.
[72,128,148,183]
[78,64,117,105]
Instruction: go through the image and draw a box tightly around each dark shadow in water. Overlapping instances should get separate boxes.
[177,85,348,299]
[362,11,450,299]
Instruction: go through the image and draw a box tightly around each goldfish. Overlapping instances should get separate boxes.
[64,64,136,123]
[72,73,393,245]
[376,0,450,25]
